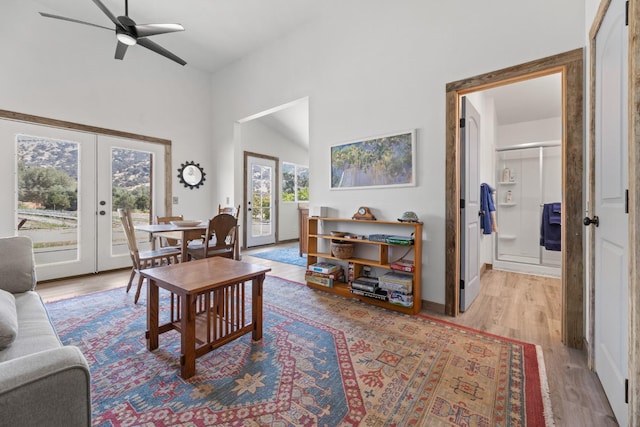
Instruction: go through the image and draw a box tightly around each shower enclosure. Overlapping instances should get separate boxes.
[494,142,561,277]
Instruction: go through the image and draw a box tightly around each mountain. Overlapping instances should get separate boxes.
[18,136,151,189]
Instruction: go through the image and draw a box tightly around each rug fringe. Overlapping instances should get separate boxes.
[536,345,556,427]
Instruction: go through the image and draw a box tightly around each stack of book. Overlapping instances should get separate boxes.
[384,235,414,245]
[306,262,344,288]
[378,271,413,307]
[350,276,388,301]
[389,259,415,273]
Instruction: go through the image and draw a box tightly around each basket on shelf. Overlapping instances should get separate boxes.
[331,242,354,259]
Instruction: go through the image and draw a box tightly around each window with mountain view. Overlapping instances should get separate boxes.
[282,162,309,202]
[17,135,80,264]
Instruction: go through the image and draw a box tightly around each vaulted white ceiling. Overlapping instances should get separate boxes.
[33,0,341,74]
[31,0,561,143]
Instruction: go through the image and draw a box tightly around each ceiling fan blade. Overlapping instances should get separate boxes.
[137,38,186,66]
[134,23,185,38]
[115,41,128,60]
[39,12,113,31]
[91,0,123,28]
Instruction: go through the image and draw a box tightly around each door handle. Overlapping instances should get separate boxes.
[583,216,599,227]
[99,210,106,216]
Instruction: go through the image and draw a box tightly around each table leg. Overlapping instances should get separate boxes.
[252,274,264,341]
[147,279,159,351]
[181,236,189,262]
[180,293,197,379]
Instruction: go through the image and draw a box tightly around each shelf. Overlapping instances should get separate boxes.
[498,181,517,185]
[308,252,393,269]
[498,202,517,206]
[498,235,517,240]
[306,217,422,315]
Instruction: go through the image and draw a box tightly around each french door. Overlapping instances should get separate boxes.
[2,120,166,280]
[245,153,277,247]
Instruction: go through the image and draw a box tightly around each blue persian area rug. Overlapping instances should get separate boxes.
[46,276,553,426]
[250,245,307,267]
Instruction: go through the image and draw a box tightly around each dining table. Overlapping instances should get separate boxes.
[134,222,207,261]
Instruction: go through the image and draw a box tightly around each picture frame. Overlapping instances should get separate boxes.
[330,129,416,190]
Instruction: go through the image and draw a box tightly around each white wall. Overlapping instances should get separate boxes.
[240,119,309,241]
[497,117,563,147]
[210,0,585,304]
[0,0,215,229]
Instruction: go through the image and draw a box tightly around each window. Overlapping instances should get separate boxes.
[282,162,309,202]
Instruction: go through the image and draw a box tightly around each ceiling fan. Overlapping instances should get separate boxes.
[39,0,187,66]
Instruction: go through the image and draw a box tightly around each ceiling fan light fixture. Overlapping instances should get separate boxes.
[116,32,137,45]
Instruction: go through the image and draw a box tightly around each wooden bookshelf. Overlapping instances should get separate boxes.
[306,217,422,315]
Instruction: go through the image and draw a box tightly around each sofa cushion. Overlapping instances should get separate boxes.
[0,289,18,349]
[0,236,37,294]
[0,292,61,362]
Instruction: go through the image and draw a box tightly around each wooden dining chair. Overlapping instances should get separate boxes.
[118,208,181,303]
[186,213,239,261]
[218,204,240,218]
[218,204,241,259]
[155,214,184,249]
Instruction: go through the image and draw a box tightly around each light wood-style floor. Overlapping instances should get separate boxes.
[37,245,617,426]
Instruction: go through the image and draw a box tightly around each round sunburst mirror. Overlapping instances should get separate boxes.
[178,161,206,189]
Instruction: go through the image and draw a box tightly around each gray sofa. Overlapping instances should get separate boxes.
[0,236,91,427]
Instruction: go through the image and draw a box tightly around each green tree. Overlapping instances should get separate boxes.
[19,166,76,207]
[45,185,71,210]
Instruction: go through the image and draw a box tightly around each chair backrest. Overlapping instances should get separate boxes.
[218,204,241,219]
[117,207,141,266]
[155,214,184,247]
[205,213,238,250]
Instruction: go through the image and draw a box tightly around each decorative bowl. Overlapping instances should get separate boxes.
[331,231,348,237]
[331,242,354,259]
[170,220,202,227]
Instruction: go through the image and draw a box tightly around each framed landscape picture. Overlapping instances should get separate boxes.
[330,129,416,190]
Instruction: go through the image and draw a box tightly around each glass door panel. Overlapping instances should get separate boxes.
[97,135,166,271]
[17,135,80,265]
[246,155,276,247]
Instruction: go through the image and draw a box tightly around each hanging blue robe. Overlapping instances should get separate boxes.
[480,183,496,234]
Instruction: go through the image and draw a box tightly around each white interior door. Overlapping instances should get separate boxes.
[246,154,277,247]
[594,0,629,423]
[460,96,481,311]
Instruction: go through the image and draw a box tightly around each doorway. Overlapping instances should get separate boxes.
[244,152,278,248]
[0,110,172,281]
[236,97,310,249]
[445,49,584,349]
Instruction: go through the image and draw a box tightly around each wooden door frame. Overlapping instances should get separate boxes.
[444,49,584,349]
[590,0,640,422]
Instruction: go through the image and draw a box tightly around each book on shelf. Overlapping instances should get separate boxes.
[385,236,414,245]
[380,271,413,284]
[379,271,413,294]
[350,288,388,302]
[389,259,415,273]
[308,262,341,274]
[305,268,344,280]
[351,276,379,292]
[378,281,412,294]
[306,274,343,288]
[387,290,414,307]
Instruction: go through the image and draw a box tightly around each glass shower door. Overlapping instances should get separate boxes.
[495,144,561,268]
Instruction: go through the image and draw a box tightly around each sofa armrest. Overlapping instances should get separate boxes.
[0,346,91,427]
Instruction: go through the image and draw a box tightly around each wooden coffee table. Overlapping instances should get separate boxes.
[141,257,271,379]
